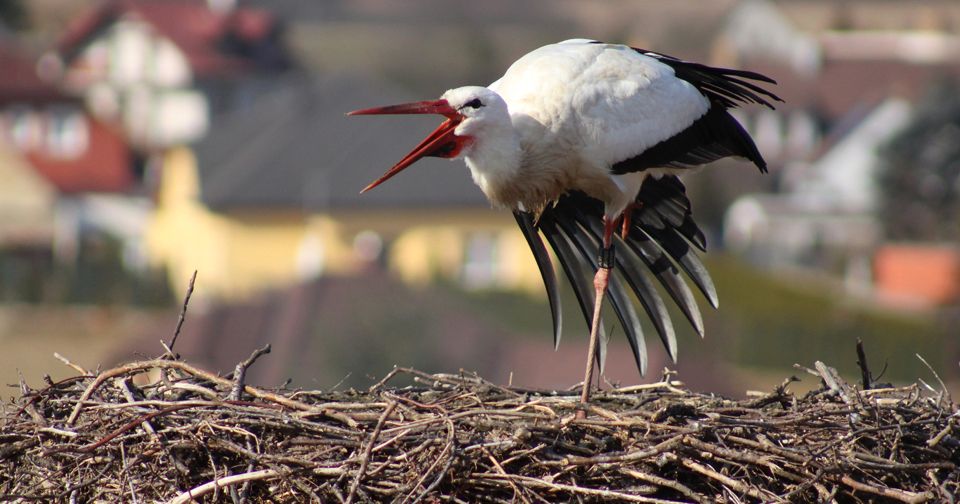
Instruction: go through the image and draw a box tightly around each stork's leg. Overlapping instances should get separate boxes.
[577,215,617,417]
[621,202,639,239]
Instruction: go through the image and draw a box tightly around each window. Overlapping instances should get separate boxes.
[462,232,499,289]
[7,106,42,151]
[46,107,89,158]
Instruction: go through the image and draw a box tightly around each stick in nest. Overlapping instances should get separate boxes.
[163,269,197,357]
[346,401,398,504]
[229,344,272,401]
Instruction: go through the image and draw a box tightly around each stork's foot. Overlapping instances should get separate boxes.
[577,264,611,419]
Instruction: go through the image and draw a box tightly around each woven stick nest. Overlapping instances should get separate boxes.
[2,345,958,503]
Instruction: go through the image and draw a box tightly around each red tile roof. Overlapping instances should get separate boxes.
[26,118,134,194]
[57,0,278,76]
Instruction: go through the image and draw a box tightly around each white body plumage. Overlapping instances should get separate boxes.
[453,39,710,218]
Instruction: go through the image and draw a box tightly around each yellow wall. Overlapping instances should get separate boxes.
[147,147,546,300]
[0,146,55,244]
[320,209,545,293]
[147,148,311,298]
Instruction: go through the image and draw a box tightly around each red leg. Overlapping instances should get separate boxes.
[577,215,617,417]
[621,202,638,239]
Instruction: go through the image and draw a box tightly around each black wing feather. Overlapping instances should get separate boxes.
[612,104,768,175]
[633,174,706,251]
[513,211,563,349]
[625,234,705,337]
[606,269,648,374]
[635,49,782,110]
[632,177,719,308]
[600,44,781,176]
[563,203,677,364]
[552,210,648,374]
[537,214,604,342]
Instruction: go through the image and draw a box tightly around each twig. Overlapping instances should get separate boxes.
[237,439,257,504]
[69,403,202,453]
[164,270,197,356]
[229,345,272,401]
[66,359,315,426]
[17,371,47,427]
[115,378,158,442]
[411,447,457,503]
[916,354,951,404]
[54,353,89,375]
[621,469,706,504]
[346,401,398,504]
[166,469,280,504]
[815,361,860,423]
[485,451,531,504]
[856,338,872,390]
[840,475,934,504]
[927,419,953,448]
[565,434,683,465]
[406,417,456,504]
[471,473,689,503]
[681,459,782,502]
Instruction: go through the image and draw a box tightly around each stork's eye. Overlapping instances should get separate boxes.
[464,98,483,109]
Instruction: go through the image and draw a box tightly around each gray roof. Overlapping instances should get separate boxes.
[194,74,490,211]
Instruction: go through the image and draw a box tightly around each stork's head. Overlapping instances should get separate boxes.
[348,86,509,193]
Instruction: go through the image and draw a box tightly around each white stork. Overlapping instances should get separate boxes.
[349,39,780,408]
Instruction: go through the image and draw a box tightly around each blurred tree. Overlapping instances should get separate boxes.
[877,80,960,241]
[0,0,26,30]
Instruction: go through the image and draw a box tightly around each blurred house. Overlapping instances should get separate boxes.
[41,0,289,150]
[0,32,138,273]
[146,77,544,299]
[717,0,960,300]
[724,98,910,271]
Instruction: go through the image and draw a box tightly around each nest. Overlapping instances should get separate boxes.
[2,345,958,503]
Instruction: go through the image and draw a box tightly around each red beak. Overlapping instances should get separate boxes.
[348,99,467,193]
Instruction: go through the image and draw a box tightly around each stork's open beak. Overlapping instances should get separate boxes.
[348,99,467,193]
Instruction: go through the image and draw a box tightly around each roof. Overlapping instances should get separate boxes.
[57,0,284,77]
[0,33,68,104]
[123,271,523,388]
[26,118,134,194]
[741,56,960,123]
[194,75,490,211]
[775,0,960,33]
[722,2,960,120]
